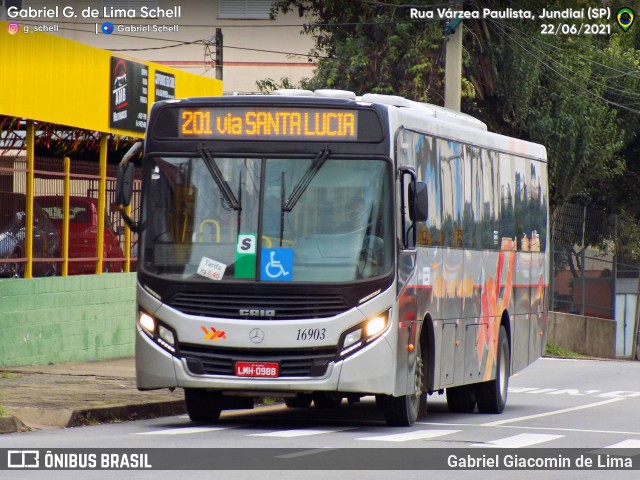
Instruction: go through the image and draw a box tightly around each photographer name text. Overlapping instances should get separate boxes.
[6,5,182,19]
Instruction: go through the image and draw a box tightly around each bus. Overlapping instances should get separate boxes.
[116,90,549,426]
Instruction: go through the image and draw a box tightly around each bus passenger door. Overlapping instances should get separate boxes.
[396,167,428,395]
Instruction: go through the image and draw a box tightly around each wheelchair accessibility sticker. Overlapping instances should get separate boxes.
[260,248,293,282]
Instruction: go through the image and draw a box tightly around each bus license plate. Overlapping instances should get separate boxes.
[235,361,279,378]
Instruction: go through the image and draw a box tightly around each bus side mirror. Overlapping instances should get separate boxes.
[115,141,142,207]
[116,162,135,207]
[115,141,142,233]
[408,181,428,222]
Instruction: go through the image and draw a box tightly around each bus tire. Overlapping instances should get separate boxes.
[476,325,510,414]
[379,343,424,426]
[284,394,313,408]
[446,384,477,413]
[185,389,222,422]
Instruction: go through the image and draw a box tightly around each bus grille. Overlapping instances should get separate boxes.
[179,344,337,377]
[168,292,351,319]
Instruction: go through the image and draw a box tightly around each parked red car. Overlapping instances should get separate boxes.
[0,192,61,277]
[36,196,125,274]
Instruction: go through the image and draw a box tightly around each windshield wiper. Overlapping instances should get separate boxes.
[278,149,330,246]
[199,146,241,211]
[282,149,330,213]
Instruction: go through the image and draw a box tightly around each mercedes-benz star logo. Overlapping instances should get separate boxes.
[249,328,265,344]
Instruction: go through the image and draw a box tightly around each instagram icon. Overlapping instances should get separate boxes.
[7,22,20,35]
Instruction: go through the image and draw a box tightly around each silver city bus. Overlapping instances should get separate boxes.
[116,90,549,426]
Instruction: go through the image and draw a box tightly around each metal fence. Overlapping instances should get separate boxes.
[551,203,640,321]
[0,155,140,277]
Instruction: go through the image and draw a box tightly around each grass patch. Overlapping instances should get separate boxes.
[1,370,21,379]
[545,343,586,359]
[258,397,283,407]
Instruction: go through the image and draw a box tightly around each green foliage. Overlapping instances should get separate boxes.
[255,77,300,93]
[466,0,639,215]
[272,0,447,102]
[545,343,585,359]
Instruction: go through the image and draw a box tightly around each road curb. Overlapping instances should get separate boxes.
[67,400,187,427]
[5,400,186,430]
[0,415,29,434]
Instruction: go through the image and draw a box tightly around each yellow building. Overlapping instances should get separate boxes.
[1,18,222,135]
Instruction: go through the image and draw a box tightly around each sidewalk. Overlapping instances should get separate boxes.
[0,357,185,433]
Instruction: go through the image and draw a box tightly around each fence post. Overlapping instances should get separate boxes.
[612,214,617,320]
[580,206,586,316]
[62,156,71,276]
[580,249,586,316]
[25,120,35,279]
[549,224,555,312]
[96,134,108,274]
[124,203,131,273]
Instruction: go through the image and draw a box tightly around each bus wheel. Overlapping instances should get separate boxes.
[379,344,424,426]
[446,385,477,413]
[284,394,313,408]
[476,326,510,414]
[185,389,222,422]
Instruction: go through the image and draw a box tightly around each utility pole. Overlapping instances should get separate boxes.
[444,1,463,111]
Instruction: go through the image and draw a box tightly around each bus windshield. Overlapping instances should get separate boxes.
[141,155,393,283]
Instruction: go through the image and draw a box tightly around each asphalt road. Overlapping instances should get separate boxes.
[2,357,639,480]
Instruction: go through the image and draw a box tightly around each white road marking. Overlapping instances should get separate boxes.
[137,426,229,435]
[510,387,640,398]
[417,421,640,437]
[482,397,625,426]
[471,433,563,448]
[250,428,353,437]
[604,440,640,449]
[357,429,460,442]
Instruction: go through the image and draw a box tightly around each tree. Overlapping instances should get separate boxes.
[464,0,638,214]
[272,0,449,101]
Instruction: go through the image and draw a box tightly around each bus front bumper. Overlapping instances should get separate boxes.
[135,325,395,395]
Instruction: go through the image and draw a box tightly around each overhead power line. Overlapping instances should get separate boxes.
[490,22,640,105]
[489,20,640,115]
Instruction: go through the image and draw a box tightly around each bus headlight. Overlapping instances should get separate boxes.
[338,310,389,359]
[365,314,387,337]
[139,312,156,334]
[138,310,178,354]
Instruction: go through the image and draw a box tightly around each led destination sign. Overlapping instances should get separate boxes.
[179,107,359,141]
